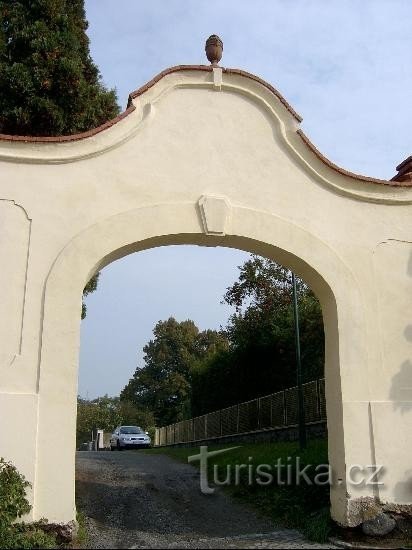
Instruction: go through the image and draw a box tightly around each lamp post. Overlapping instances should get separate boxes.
[292,272,307,450]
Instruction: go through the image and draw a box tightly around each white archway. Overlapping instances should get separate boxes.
[0,65,410,528]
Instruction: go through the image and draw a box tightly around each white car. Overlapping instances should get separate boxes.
[110,425,151,450]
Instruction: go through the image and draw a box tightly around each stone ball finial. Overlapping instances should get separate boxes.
[205,34,223,66]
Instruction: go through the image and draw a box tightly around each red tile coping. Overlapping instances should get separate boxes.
[297,130,411,187]
[128,65,303,123]
[0,64,409,187]
[0,104,136,143]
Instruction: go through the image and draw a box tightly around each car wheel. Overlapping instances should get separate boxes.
[110,444,115,451]
[117,440,122,451]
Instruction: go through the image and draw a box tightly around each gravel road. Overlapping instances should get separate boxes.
[75,451,336,549]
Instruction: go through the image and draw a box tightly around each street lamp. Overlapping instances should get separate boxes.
[292,272,307,450]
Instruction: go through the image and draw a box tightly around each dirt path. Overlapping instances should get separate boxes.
[75,451,335,549]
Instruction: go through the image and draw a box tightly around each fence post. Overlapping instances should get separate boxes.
[257,398,261,430]
[283,390,287,426]
[316,379,321,421]
[204,415,208,440]
[236,404,240,433]
[270,396,273,428]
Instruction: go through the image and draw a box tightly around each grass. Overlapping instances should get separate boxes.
[144,438,333,543]
[73,511,88,547]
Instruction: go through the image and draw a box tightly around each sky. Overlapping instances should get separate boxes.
[79,0,412,398]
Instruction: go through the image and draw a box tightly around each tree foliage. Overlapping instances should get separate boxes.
[0,1,120,317]
[120,257,324,424]
[121,318,228,426]
[81,272,99,319]
[190,256,324,415]
[0,0,119,136]
[76,395,155,447]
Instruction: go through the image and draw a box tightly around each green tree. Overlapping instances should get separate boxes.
[0,1,120,317]
[191,255,325,414]
[76,395,154,447]
[223,255,324,383]
[0,0,119,136]
[121,318,227,425]
[81,272,99,319]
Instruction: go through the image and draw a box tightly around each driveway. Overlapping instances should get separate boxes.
[75,451,335,549]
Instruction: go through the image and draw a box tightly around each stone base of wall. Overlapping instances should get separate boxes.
[156,421,327,448]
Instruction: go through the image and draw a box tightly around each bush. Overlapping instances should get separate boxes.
[0,458,31,529]
[0,458,56,549]
[0,524,56,549]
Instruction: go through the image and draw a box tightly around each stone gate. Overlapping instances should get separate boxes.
[0,52,411,527]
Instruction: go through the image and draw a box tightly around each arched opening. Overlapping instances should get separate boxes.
[75,243,330,544]
[0,55,410,542]
[33,202,367,527]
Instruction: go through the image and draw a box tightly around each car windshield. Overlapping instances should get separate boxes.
[119,426,143,434]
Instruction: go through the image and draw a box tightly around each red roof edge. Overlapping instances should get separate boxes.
[0,64,408,188]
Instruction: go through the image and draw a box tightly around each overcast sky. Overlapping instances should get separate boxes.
[79,0,412,398]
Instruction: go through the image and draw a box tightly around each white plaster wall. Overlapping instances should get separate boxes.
[0,68,410,527]
[0,201,30,369]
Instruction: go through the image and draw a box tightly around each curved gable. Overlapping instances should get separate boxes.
[0,65,410,205]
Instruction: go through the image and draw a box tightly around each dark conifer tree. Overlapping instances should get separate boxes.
[0,0,119,136]
[0,1,120,314]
